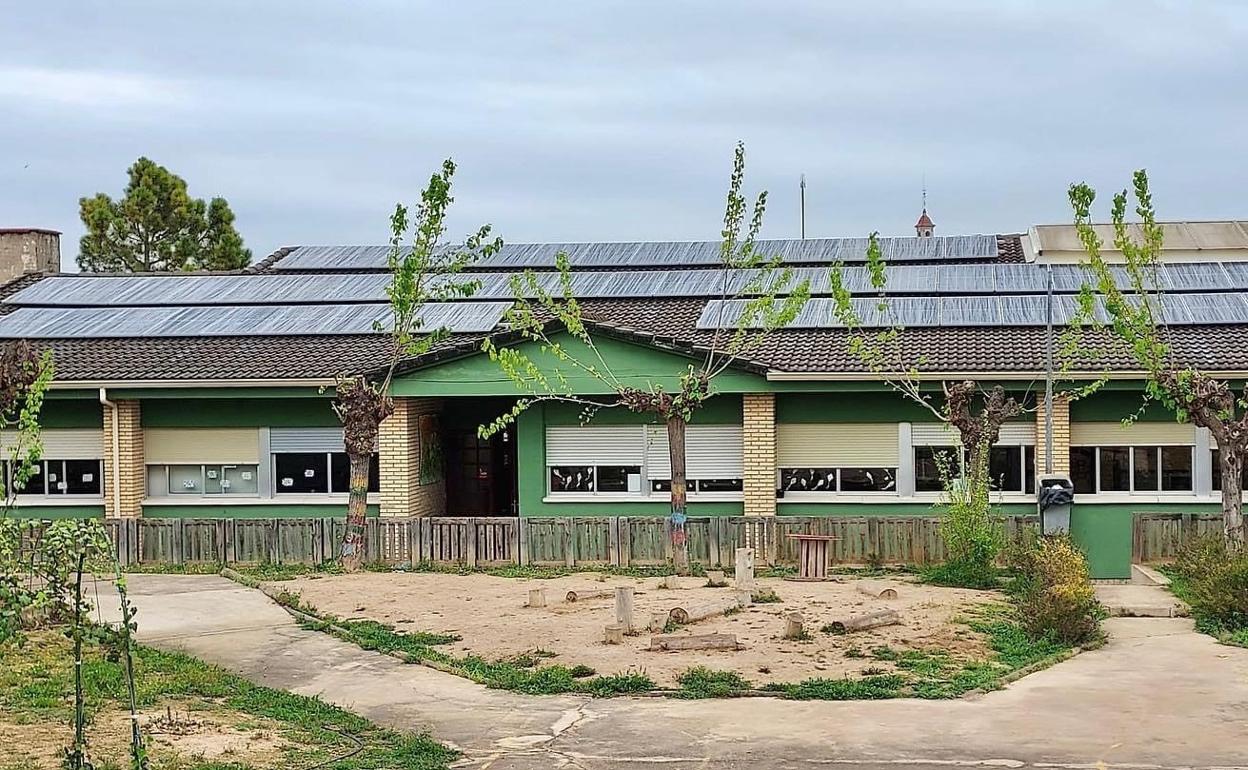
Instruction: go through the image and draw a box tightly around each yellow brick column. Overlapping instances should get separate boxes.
[379,397,445,517]
[1035,394,1071,478]
[103,400,144,518]
[742,393,777,516]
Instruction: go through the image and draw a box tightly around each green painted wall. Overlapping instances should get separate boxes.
[393,333,766,397]
[111,387,327,400]
[142,399,340,428]
[142,504,378,519]
[41,401,103,429]
[1070,390,1177,422]
[7,505,104,519]
[542,395,741,426]
[776,502,1036,516]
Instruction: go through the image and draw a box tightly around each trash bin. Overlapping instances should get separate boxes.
[1037,475,1074,535]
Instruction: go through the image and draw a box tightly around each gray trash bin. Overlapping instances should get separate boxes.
[1037,475,1073,535]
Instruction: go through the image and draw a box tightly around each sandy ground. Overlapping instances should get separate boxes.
[277,572,1000,687]
[0,703,291,769]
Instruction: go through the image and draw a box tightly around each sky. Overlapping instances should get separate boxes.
[3,1,1248,269]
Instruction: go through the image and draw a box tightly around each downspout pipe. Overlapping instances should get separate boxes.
[99,387,121,518]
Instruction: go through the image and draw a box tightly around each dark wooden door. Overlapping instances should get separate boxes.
[446,430,517,515]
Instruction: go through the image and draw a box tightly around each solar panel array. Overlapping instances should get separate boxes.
[275,235,1001,271]
[697,293,1248,330]
[0,302,511,339]
[14,261,1248,308]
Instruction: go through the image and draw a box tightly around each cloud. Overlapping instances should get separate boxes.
[0,66,191,110]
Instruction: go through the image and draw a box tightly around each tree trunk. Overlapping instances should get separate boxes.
[339,451,373,572]
[667,414,691,576]
[1219,446,1245,543]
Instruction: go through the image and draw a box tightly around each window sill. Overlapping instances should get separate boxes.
[12,496,105,506]
[1069,492,1209,504]
[779,493,901,503]
[543,493,743,504]
[144,494,379,506]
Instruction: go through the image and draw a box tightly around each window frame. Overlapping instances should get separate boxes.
[6,459,104,499]
[778,466,898,495]
[150,463,262,498]
[548,464,642,496]
[1070,444,1195,495]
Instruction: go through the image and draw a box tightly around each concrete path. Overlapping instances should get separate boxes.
[102,575,1248,770]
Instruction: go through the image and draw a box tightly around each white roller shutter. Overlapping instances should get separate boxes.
[270,428,344,453]
[912,422,1035,446]
[145,428,261,464]
[1071,421,1195,445]
[777,423,899,467]
[546,426,644,466]
[0,429,104,458]
[645,424,743,479]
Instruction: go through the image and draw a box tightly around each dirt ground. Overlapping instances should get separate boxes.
[0,702,291,769]
[277,571,1001,687]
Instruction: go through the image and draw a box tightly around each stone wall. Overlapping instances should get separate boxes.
[0,229,60,282]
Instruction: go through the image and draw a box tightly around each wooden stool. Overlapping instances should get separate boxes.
[784,534,840,581]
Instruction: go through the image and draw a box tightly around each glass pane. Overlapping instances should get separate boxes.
[45,460,67,495]
[1025,445,1037,494]
[168,465,204,495]
[989,446,1022,492]
[550,466,593,493]
[145,465,168,497]
[652,479,672,492]
[1070,447,1096,494]
[275,453,328,493]
[1132,447,1159,491]
[839,467,896,492]
[1161,446,1193,491]
[369,452,380,493]
[9,460,45,495]
[1099,447,1130,492]
[330,452,351,494]
[780,468,837,492]
[597,465,641,492]
[218,465,258,495]
[64,460,101,495]
[914,447,955,492]
[696,478,743,492]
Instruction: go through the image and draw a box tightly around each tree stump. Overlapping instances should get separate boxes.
[782,612,806,640]
[705,569,728,587]
[734,548,755,591]
[603,624,624,645]
[615,586,636,634]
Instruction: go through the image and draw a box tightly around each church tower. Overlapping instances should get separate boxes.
[915,185,934,237]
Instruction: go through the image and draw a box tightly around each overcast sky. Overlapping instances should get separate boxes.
[3,1,1247,268]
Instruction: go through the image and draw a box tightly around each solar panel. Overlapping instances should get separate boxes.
[0,302,510,339]
[277,235,1001,271]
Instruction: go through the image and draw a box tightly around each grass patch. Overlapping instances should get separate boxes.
[675,667,751,698]
[750,588,783,603]
[763,674,906,700]
[0,631,456,769]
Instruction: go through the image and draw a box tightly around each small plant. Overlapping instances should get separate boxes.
[923,444,1004,590]
[750,588,782,603]
[568,664,596,679]
[1171,536,1248,643]
[676,667,751,698]
[865,551,884,571]
[1006,533,1103,646]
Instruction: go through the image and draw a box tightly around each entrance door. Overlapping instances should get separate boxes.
[446,430,517,515]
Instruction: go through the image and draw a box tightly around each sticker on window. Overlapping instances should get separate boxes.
[48,473,58,482]
[221,480,231,489]
[182,479,197,489]
[304,469,316,478]
[241,471,253,480]
[281,478,294,487]
[207,469,219,479]
[81,474,94,482]
[57,482,67,490]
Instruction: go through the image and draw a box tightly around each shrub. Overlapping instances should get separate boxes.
[1174,537,1248,635]
[1007,533,1102,646]
[925,446,1003,589]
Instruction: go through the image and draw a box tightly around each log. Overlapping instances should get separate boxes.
[782,612,805,640]
[603,624,624,645]
[615,586,636,634]
[659,575,683,590]
[855,580,900,600]
[825,608,901,634]
[734,547,755,591]
[565,587,614,602]
[527,588,546,608]
[668,593,746,625]
[705,569,728,587]
[649,632,741,652]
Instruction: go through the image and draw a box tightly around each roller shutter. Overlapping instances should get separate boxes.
[777,423,899,467]
[1071,422,1195,445]
[912,422,1035,446]
[145,428,261,464]
[545,426,644,466]
[270,428,345,453]
[645,424,743,479]
[0,429,104,458]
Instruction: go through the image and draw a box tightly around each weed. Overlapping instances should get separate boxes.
[764,674,906,700]
[750,588,782,603]
[843,646,865,658]
[1006,533,1103,645]
[675,667,751,698]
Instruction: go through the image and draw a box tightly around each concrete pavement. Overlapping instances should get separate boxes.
[101,575,1248,770]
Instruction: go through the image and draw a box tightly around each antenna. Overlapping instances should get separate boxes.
[799,174,807,240]
[921,174,927,212]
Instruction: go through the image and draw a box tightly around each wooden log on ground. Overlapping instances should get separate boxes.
[527,588,547,608]
[565,587,614,602]
[603,624,624,645]
[825,608,901,634]
[705,569,728,587]
[668,593,746,625]
[782,612,805,640]
[659,575,683,590]
[615,585,636,634]
[734,547,755,591]
[649,632,741,652]
[855,580,899,600]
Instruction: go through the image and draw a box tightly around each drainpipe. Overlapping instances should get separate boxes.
[99,387,121,518]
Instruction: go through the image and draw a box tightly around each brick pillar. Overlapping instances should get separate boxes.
[1035,393,1071,477]
[742,393,777,516]
[103,400,144,518]
[379,397,445,517]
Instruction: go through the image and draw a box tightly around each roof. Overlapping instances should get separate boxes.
[7,231,1248,383]
[915,210,934,228]
[0,227,60,236]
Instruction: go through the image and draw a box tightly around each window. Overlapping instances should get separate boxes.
[1210,449,1248,491]
[651,478,744,493]
[276,452,380,494]
[152,464,260,497]
[914,447,957,492]
[1070,446,1192,493]
[914,445,1036,494]
[780,467,896,493]
[5,460,102,497]
[549,465,640,494]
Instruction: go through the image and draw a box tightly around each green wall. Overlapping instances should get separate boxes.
[1070,390,1179,422]
[142,398,340,428]
[7,505,104,519]
[142,504,378,519]
[41,400,103,429]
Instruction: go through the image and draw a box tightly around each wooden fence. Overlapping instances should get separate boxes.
[101,515,1050,569]
[1132,513,1230,562]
